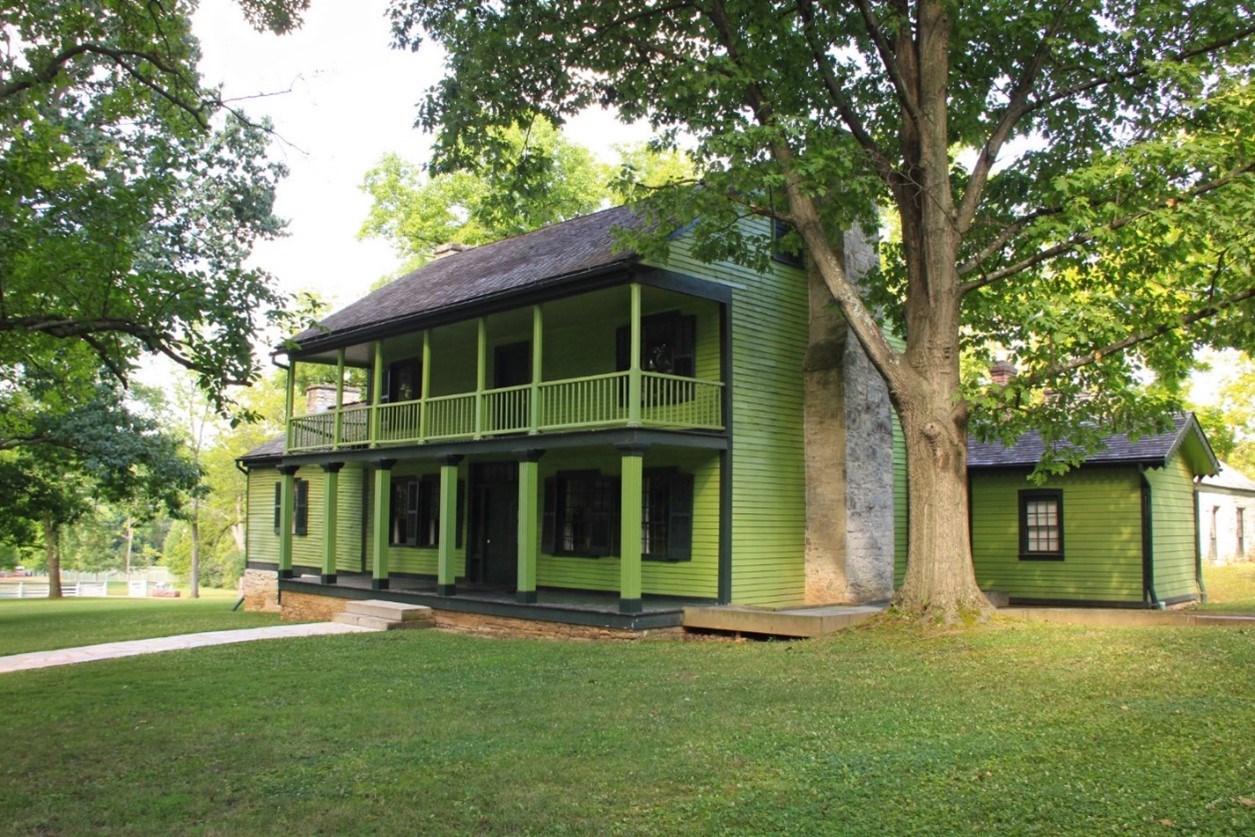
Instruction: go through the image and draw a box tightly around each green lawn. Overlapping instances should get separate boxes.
[1199,561,1255,614]
[0,590,283,657]
[1,619,1251,834]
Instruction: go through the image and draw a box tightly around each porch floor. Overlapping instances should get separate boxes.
[281,572,699,631]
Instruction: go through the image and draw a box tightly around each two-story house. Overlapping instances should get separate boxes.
[238,205,900,630]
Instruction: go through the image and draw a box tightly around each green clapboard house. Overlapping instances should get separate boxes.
[238,206,899,629]
[961,414,1219,607]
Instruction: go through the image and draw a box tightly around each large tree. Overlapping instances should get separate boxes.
[390,0,1255,619]
[0,1,309,410]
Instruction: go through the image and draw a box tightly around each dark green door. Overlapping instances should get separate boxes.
[471,462,518,587]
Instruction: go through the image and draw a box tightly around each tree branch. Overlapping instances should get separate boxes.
[958,206,1063,276]
[853,0,925,129]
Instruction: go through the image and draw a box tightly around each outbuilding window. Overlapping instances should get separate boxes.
[1019,489,1063,560]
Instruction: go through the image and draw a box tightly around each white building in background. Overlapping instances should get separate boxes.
[1196,463,1255,564]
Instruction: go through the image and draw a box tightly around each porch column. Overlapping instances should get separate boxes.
[419,330,431,441]
[474,317,487,439]
[320,462,344,584]
[627,283,642,427]
[277,464,300,579]
[438,455,463,596]
[371,458,397,590]
[369,341,384,447]
[333,348,345,449]
[529,305,543,434]
[516,450,544,603]
[618,445,645,613]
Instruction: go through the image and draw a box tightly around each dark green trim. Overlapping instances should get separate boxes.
[1017,489,1064,560]
[277,464,301,476]
[517,590,539,604]
[321,573,337,585]
[321,461,345,473]
[717,300,733,604]
[638,268,733,303]
[1140,469,1157,606]
[277,569,295,579]
[437,583,457,596]
[247,560,276,571]
[372,578,390,590]
[618,597,644,614]
[1008,596,1184,609]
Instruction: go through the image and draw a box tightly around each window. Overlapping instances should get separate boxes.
[272,478,310,537]
[542,468,695,561]
[543,472,620,557]
[390,474,441,547]
[384,358,422,403]
[1019,490,1063,560]
[616,311,697,378]
[1238,507,1247,556]
[772,219,804,267]
[642,469,694,562]
[1210,505,1220,558]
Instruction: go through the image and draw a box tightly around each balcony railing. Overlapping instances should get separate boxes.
[286,371,724,453]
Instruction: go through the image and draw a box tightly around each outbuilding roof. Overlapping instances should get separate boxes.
[1199,462,1255,494]
[967,413,1220,476]
[293,204,643,350]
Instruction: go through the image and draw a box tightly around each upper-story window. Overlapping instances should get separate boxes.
[384,358,422,403]
[772,219,804,267]
[616,311,697,377]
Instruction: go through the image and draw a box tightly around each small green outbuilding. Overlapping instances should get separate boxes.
[966,413,1219,608]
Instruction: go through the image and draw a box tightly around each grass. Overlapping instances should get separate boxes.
[0,590,283,657]
[1198,560,1255,614]
[0,618,1251,834]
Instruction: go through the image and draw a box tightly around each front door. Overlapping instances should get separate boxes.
[470,462,518,588]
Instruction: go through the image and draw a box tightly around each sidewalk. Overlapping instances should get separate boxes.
[0,622,374,675]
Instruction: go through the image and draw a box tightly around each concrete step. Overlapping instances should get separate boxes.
[345,599,434,623]
[332,612,433,631]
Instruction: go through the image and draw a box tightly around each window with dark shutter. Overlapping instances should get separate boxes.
[273,482,282,536]
[293,479,309,537]
[543,471,620,557]
[616,311,698,378]
[389,475,444,548]
[643,469,694,561]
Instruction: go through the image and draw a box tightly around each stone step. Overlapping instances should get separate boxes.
[345,599,435,623]
[332,612,432,631]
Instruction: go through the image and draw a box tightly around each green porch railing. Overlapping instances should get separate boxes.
[285,372,723,452]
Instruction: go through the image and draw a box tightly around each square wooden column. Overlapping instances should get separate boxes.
[618,445,645,613]
[371,459,396,590]
[438,455,463,596]
[277,465,300,579]
[320,462,344,584]
[516,450,544,603]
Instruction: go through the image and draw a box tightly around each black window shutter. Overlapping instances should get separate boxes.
[294,479,309,536]
[610,476,622,556]
[542,477,558,554]
[455,479,466,549]
[615,325,630,372]
[667,473,694,561]
[674,315,697,378]
[273,482,281,535]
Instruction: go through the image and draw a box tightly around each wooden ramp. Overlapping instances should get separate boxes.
[682,603,886,638]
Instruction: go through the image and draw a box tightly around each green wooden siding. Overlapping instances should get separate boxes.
[652,223,807,606]
[970,469,1145,603]
[1146,455,1201,602]
[535,447,721,599]
[246,464,362,572]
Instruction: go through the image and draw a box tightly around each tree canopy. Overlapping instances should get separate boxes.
[0,1,309,410]
[390,0,1255,618]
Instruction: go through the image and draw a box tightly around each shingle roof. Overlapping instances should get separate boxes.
[239,434,285,463]
[294,204,643,347]
[1199,462,1255,494]
[967,413,1217,473]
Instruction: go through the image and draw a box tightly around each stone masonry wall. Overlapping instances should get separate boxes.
[241,568,279,613]
[280,590,349,622]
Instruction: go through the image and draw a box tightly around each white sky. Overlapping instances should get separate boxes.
[192,0,648,312]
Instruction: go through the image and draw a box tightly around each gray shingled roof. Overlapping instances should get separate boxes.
[294,204,643,347]
[1200,462,1255,493]
[967,413,1215,471]
[239,434,285,463]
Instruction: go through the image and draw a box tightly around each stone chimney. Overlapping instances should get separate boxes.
[989,360,1017,387]
[432,242,472,260]
[305,385,362,414]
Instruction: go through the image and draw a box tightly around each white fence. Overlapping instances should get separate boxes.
[0,581,111,599]
[0,569,175,600]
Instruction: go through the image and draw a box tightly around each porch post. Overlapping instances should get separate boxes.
[438,455,463,595]
[618,445,645,613]
[419,330,431,441]
[333,349,345,449]
[628,283,642,427]
[516,450,544,603]
[529,305,543,434]
[277,464,299,579]
[320,462,344,584]
[369,342,384,447]
[371,458,396,590]
[474,317,487,439]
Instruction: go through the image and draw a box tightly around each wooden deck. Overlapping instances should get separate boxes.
[681,603,887,638]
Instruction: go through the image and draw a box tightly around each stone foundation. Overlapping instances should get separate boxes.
[241,568,279,613]
[280,590,350,622]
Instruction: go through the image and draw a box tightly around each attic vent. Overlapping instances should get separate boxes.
[433,242,472,260]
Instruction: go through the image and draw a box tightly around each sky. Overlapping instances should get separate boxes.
[192,0,649,313]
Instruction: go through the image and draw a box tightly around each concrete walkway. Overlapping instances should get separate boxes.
[0,622,374,675]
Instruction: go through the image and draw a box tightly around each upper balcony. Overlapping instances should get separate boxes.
[281,281,726,455]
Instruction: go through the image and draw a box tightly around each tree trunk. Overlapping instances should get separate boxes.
[190,501,201,599]
[124,516,134,575]
[43,516,62,599]
[231,496,246,554]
